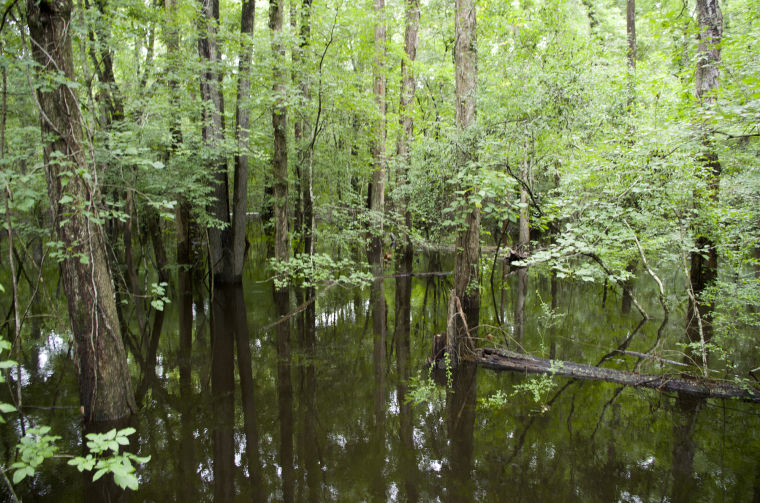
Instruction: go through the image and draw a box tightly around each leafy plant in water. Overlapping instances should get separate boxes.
[479,390,509,410]
[10,426,150,491]
[0,336,149,491]
[149,281,171,311]
[68,428,150,491]
[512,373,556,406]
[405,369,440,406]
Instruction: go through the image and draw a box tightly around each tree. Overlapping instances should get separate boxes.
[231,0,256,279]
[198,0,234,283]
[451,0,479,360]
[688,0,723,347]
[26,0,135,422]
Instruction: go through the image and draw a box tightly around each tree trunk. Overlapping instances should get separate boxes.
[27,0,136,421]
[688,0,722,346]
[475,347,760,402]
[199,0,233,283]
[231,0,256,279]
[270,0,289,270]
[626,0,636,69]
[452,0,479,359]
[368,0,386,270]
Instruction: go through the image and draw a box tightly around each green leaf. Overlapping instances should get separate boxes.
[0,402,17,413]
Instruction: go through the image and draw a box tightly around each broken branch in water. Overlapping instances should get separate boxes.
[472,347,760,403]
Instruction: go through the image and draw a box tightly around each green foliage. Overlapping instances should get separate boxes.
[512,373,557,406]
[68,428,151,491]
[9,426,149,491]
[404,370,440,406]
[10,427,61,484]
[149,281,171,311]
[270,253,373,289]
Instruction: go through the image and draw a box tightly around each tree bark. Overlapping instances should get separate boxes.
[27,0,136,421]
[452,0,479,359]
[231,0,255,279]
[368,0,386,269]
[626,0,636,69]
[199,0,233,283]
[268,0,290,276]
[688,0,722,346]
[474,347,760,402]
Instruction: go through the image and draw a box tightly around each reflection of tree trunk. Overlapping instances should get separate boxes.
[275,288,295,503]
[232,285,265,501]
[177,204,194,395]
[370,276,387,501]
[446,362,477,503]
[175,251,196,500]
[670,394,703,503]
[514,268,527,343]
[298,286,320,503]
[395,256,418,502]
[211,287,235,503]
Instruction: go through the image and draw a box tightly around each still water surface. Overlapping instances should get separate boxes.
[8,253,760,502]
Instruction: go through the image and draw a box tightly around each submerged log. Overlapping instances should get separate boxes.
[473,347,760,403]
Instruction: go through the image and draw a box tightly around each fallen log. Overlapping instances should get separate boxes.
[473,347,760,403]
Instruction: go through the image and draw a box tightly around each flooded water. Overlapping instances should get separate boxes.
[5,249,760,502]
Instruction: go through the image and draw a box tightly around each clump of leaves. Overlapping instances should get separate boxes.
[479,390,510,410]
[10,427,150,491]
[270,253,373,289]
[405,371,440,406]
[512,373,557,406]
[10,427,60,484]
[68,427,150,491]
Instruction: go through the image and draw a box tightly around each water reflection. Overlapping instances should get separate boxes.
[210,286,235,503]
[296,285,319,502]
[13,252,760,502]
[274,286,295,503]
[670,394,703,503]
[446,363,477,503]
[395,256,419,503]
[370,275,387,502]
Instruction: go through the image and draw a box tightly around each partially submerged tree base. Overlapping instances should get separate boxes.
[473,347,760,403]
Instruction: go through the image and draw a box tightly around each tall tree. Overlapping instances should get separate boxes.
[688,0,722,347]
[232,0,256,278]
[395,0,419,269]
[368,0,387,270]
[369,0,387,446]
[198,0,233,282]
[27,0,136,421]
[293,0,314,259]
[626,0,636,69]
[394,1,419,499]
[270,0,289,267]
[451,0,479,360]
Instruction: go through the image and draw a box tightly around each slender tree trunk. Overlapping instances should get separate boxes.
[199,0,233,283]
[626,0,636,69]
[27,0,136,421]
[368,0,386,270]
[688,0,722,345]
[270,0,289,269]
[451,0,479,360]
[293,0,314,258]
[231,0,255,279]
